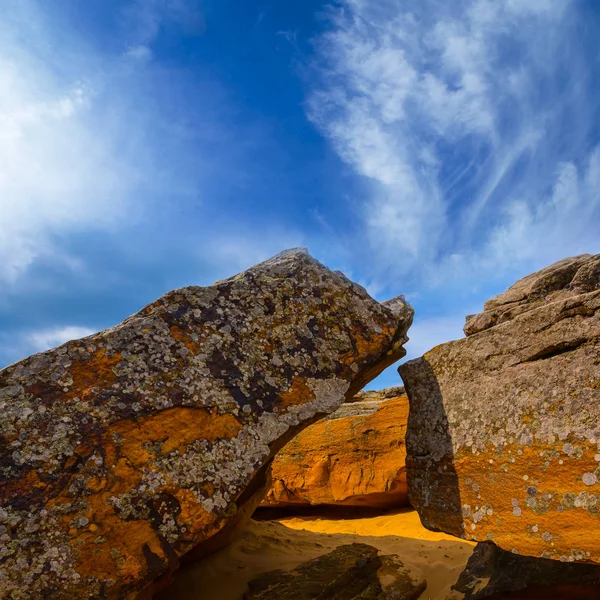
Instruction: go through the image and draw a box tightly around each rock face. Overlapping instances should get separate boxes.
[400,254,600,563]
[262,386,409,510]
[244,543,426,600]
[454,541,600,599]
[0,249,413,600]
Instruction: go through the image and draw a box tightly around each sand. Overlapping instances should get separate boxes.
[159,509,476,600]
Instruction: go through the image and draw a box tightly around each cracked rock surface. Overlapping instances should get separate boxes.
[0,248,413,599]
[400,253,600,563]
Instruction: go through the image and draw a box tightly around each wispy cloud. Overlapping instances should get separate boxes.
[307,0,600,289]
[0,10,133,282]
[27,326,97,353]
[0,2,151,284]
[0,0,218,287]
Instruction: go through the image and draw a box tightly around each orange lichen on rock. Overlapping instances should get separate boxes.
[36,408,235,598]
[68,348,122,397]
[168,325,202,354]
[111,407,243,458]
[278,378,316,410]
[262,387,410,510]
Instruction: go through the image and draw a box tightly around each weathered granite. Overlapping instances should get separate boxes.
[0,248,413,599]
[464,254,600,336]
[400,254,600,562]
[262,388,410,510]
[244,543,426,600]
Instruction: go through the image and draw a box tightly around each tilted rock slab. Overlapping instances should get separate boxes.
[400,254,600,563]
[261,386,409,510]
[0,249,413,599]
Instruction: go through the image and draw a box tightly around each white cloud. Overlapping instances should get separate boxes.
[481,149,600,268]
[0,0,215,287]
[308,0,599,287]
[27,326,97,353]
[0,4,143,283]
[0,0,216,283]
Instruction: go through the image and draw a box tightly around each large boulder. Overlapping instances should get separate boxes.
[0,249,413,600]
[399,254,600,563]
[261,386,409,510]
[244,543,426,600]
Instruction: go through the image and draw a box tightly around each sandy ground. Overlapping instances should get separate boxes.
[160,509,475,600]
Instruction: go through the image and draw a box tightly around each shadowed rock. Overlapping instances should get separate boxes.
[261,387,410,510]
[0,249,413,600]
[243,543,426,600]
[400,253,600,562]
[454,541,600,599]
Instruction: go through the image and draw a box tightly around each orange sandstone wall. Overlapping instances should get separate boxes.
[262,387,409,510]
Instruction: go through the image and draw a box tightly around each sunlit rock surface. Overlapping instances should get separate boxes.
[262,386,409,510]
[0,248,413,599]
[400,254,600,562]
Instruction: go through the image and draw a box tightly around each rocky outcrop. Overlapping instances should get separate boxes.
[0,249,413,600]
[454,541,600,599]
[244,543,426,600]
[261,387,409,510]
[400,253,600,563]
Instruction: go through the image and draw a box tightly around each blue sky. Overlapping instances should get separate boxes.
[1,0,599,388]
